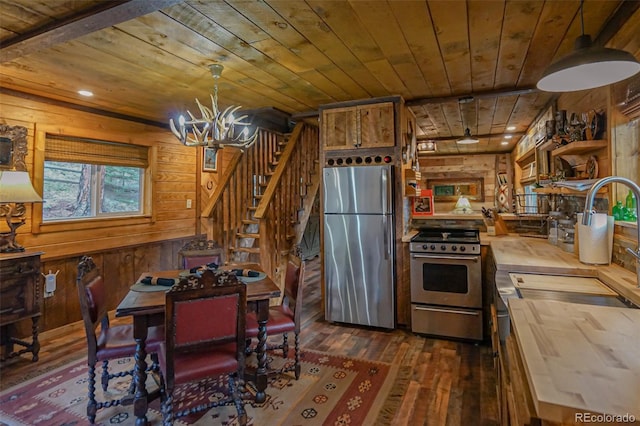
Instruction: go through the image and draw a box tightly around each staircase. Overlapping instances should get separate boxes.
[202,122,320,283]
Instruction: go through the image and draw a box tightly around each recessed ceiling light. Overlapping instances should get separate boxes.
[506,126,516,131]
[501,141,509,145]
[504,134,513,139]
[78,90,93,97]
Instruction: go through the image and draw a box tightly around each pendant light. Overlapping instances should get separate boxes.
[537,0,640,92]
[457,128,479,144]
[457,96,479,144]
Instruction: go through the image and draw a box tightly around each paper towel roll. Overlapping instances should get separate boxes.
[577,213,614,264]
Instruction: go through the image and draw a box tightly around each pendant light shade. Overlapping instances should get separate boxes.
[457,128,479,145]
[456,96,479,144]
[537,1,640,92]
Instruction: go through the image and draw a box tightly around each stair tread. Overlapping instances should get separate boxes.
[233,247,260,254]
[237,233,259,239]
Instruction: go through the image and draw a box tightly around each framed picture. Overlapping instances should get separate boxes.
[203,147,217,172]
[412,189,434,216]
[425,177,484,202]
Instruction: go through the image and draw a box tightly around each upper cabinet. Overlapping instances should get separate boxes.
[321,102,395,150]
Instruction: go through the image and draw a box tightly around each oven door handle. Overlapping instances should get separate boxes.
[411,254,479,262]
[413,306,480,316]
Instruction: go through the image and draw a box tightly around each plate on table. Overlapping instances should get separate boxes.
[236,271,267,283]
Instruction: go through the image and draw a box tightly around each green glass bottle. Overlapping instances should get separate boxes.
[612,201,624,220]
[625,190,637,221]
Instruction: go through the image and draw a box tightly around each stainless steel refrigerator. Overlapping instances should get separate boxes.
[323,164,395,329]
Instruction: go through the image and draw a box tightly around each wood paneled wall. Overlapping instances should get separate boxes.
[418,154,504,213]
[1,93,200,334]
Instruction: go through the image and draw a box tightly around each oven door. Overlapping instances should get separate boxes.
[410,252,482,308]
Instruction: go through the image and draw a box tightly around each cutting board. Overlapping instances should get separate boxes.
[508,298,640,422]
[508,273,617,296]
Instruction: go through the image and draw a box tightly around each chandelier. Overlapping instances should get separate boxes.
[170,64,258,149]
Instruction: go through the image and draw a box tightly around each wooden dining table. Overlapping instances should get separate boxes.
[115,264,280,426]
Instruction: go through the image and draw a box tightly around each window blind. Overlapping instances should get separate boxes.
[45,134,148,168]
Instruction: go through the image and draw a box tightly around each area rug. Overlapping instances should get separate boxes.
[0,349,402,425]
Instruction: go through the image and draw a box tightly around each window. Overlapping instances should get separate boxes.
[43,162,143,220]
[42,135,148,222]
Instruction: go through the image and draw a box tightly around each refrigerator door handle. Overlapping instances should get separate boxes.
[381,167,388,214]
[383,215,389,260]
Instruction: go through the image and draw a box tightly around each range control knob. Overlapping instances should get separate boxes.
[430,244,436,250]
[460,246,466,252]
[451,245,457,251]
[441,245,446,251]
[422,244,429,250]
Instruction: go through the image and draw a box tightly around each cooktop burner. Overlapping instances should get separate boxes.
[410,228,480,254]
[411,228,480,243]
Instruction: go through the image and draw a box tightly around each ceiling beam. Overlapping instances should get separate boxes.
[406,87,538,107]
[0,0,184,63]
[593,0,640,47]
[417,131,526,142]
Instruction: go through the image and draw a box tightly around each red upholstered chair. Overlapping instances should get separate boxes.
[178,237,225,269]
[76,255,164,424]
[159,269,247,425]
[246,255,304,379]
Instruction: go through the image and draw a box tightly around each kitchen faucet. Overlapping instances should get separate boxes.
[582,176,640,288]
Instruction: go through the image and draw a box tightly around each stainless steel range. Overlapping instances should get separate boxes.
[409,228,483,340]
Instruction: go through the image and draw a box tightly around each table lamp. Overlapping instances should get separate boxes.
[0,170,43,253]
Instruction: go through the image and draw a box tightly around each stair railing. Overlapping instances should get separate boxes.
[202,129,283,262]
[254,122,320,278]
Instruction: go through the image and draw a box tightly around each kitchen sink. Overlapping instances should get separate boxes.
[508,272,639,309]
[516,288,636,308]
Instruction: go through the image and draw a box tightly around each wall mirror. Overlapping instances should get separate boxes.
[425,178,484,202]
[0,125,28,171]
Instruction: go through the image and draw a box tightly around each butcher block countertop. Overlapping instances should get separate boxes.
[490,235,640,307]
[508,298,640,423]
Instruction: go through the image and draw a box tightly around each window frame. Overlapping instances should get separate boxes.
[42,162,145,222]
[32,126,156,234]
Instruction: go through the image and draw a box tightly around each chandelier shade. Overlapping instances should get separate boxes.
[169,64,258,149]
[536,1,640,92]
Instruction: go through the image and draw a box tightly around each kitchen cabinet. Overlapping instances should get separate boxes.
[321,102,395,150]
[0,251,43,362]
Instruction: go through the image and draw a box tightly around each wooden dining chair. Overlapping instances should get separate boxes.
[159,269,247,425]
[76,255,164,424]
[246,254,305,379]
[178,236,225,269]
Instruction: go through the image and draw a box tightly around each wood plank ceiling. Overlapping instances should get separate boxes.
[1,0,639,155]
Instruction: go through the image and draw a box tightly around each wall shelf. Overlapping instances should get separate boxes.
[515,147,536,165]
[533,186,607,195]
[550,140,607,157]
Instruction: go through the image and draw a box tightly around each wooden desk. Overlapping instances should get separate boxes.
[116,265,280,426]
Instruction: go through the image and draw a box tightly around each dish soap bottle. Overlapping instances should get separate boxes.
[625,190,637,221]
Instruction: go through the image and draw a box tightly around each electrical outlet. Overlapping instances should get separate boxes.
[186,199,192,209]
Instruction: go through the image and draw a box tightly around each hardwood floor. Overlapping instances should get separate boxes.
[0,256,499,425]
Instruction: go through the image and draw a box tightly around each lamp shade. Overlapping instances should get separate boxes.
[537,34,640,92]
[0,171,43,203]
[457,128,479,144]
